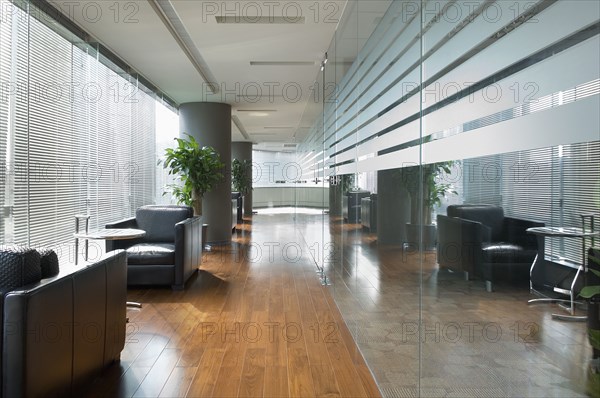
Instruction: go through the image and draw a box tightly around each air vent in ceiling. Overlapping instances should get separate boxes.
[250,61,317,66]
[216,16,305,24]
[237,109,277,112]
[284,144,297,148]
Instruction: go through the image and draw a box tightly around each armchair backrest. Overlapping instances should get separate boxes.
[447,204,504,242]
[135,205,193,242]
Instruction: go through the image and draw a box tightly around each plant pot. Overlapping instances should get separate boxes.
[589,301,600,358]
[191,189,202,216]
[405,223,437,251]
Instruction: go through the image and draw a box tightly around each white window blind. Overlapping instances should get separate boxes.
[0,0,166,248]
[8,4,30,245]
[0,10,11,242]
[463,142,600,264]
[130,84,157,212]
[26,15,80,247]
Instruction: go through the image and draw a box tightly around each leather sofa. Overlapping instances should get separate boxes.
[0,248,127,397]
[106,205,202,290]
[437,204,544,291]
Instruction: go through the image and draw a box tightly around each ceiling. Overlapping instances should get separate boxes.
[48,0,390,147]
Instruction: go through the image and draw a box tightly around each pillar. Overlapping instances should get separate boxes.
[231,141,253,216]
[377,168,411,245]
[179,102,231,244]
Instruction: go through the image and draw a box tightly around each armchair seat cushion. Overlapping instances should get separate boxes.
[127,243,175,265]
[482,243,537,264]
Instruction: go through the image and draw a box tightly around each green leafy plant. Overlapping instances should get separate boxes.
[161,134,225,215]
[399,161,458,225]
[580,252,600,389]
[579,254,600,300]
[231,159,253,196]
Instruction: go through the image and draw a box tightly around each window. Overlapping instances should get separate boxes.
[0,0,178,252]
[463,142,600,264]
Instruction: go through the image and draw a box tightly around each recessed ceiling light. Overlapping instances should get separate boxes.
[248,112,269,117]
[264,126,294,129]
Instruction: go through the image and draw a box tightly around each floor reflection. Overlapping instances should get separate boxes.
[291,209,593,398]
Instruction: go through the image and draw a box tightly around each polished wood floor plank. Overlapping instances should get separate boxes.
[324,339,369,398]
[166,312,200,350]
[286,346,316,397]
[264,365,289,398]
[238,348,266,397]
[133,348,181,397]
[158,366,197,398]
[310,364,342,398]
[212,366,243,397]
[185,347,225,397]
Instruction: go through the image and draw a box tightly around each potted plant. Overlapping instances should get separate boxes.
[231,158,252,220]
[231,159,252,196]
[400,161,457,249]
[161,134,225,216]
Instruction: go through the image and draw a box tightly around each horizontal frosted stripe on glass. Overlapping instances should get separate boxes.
[422,1,599,107]
[423,37,600,135]
[422,95,600,166]
[330,22,599,161]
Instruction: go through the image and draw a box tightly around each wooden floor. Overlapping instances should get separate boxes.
[85,209,598,397]
[85,212,381,397]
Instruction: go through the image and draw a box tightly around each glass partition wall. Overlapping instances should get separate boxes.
[298,1,600,396]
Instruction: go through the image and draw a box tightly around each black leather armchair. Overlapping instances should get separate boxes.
[0,248,126,397]
[437,204,544,291]
[106,205,202,290]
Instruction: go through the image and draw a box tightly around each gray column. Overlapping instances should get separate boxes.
[231,142,253,216]
[376,169,411,245]
[179,102,231,244]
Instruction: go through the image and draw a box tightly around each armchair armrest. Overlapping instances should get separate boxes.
[173,217,202,290]
[437,214,487,276]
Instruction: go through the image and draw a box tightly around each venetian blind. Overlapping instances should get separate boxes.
[0,0,162,247]
[26,15,80,247]
[463,142,600,264]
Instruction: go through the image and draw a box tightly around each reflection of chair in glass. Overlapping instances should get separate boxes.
[106,205,202,290]
[343,190,370,223]
[361,194,378,232]
[437,204,544,291]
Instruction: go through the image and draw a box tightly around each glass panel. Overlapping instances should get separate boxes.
[421,1,600,397]
[301,0,599,396]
